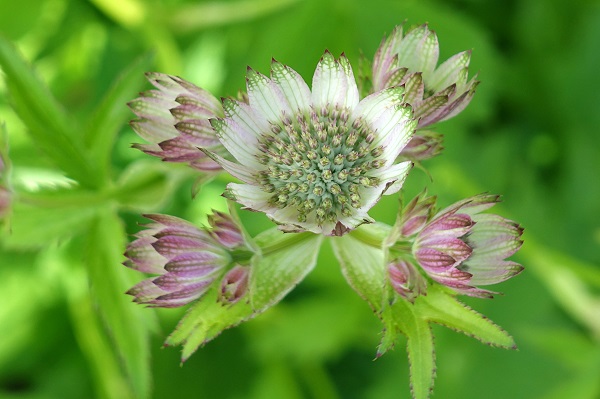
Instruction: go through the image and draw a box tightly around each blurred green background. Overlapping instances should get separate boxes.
[1,0,599,398]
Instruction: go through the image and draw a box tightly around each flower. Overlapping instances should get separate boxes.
[206,51,416,236]
[124,211,249,307]
[219,265,249,304]
[129,72,228,172]
[411,194,524,297]
[372,24,479,128]
[398,130,443,162]
[388,259,427,302]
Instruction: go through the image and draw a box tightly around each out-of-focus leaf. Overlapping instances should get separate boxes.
[0,36,100,187]
[168,0,300,33]
[2,201,98,249]
[84,54,153,182]
[114,160,184,211]
[64,263,135,399]
[85,209,155,399]
[166,229,322,361]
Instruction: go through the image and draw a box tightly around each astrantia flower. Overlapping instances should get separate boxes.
[129,73,228,172]
[124,212,249,307]
[372,24,479,128]
[206,52,416,236]
[388,259,427,302]
[410,194,524,297]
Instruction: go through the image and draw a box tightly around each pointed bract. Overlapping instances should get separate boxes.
[129,73,227,172]
[124,211,250,307]
[372,24,479,128]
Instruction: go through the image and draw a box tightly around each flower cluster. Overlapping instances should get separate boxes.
[124,212,251,307]
[390,193,524,299]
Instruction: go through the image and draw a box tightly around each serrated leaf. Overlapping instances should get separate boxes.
[85,209,156,399]
[0,36,99,187]
[418,285,516,349]
[166,229,322,361]
[84,54,153,181]
[330,229,388,311]
[250,230,322,310]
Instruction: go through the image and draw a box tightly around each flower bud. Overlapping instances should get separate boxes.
[219,265,249,304]
[412,194,524,297]
[388,259,427,303]
[398,130,444,162]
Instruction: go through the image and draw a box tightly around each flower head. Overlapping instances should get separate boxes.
[207,52,416,236]
[388,259,427,303]
[129,73,228,172]
[410,194,524,297]
[372,24,479,128]
[124,211,248,307]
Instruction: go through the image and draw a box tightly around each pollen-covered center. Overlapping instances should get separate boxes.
[256,106,384,225]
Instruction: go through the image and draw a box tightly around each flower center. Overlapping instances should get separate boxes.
[256,106,384,225]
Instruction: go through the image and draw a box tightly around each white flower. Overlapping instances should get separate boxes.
[206,52,416,236]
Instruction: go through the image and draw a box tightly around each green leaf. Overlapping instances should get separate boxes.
[250,230,323,310]
[388,301,435,399]
[85,209,156,399]
[418,285,516,349]
[166,229,322,361]
[114,160,184,211]
[84,54,153,182]
[0,36,100,187]
[2,200,99,249]
[330,228,388,311]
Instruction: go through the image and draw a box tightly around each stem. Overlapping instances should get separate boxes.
[260,231,315,256]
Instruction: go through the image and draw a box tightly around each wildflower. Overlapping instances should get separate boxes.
[372,24,479,128]
[129,72,228,172]
[124,212,248,307]
[219,265,249,304]
[411,194,524,297]
[206,52,416,236]
[388,259,427,302]
[398,130,443,162]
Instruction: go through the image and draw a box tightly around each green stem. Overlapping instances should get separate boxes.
[261,231,315,255]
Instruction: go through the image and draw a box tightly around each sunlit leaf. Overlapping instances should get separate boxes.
[84,53,153,182]
[0,36,100,187]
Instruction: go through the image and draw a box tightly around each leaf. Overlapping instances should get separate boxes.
[168,0,301,33]
[418,285,516,349]
[114,160,183,211]
[2,201,99,249]
[85,209,156,399]
[166,229,322,361]
[330,229,388,311]
[387,301,436,399]
[84,53,153,181]
[0,36,100,187]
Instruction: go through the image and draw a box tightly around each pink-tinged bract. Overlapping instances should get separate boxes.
[129,72,228,172]
[124,212,247,307]
[372,24,479,129]
[412,194,524,297]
